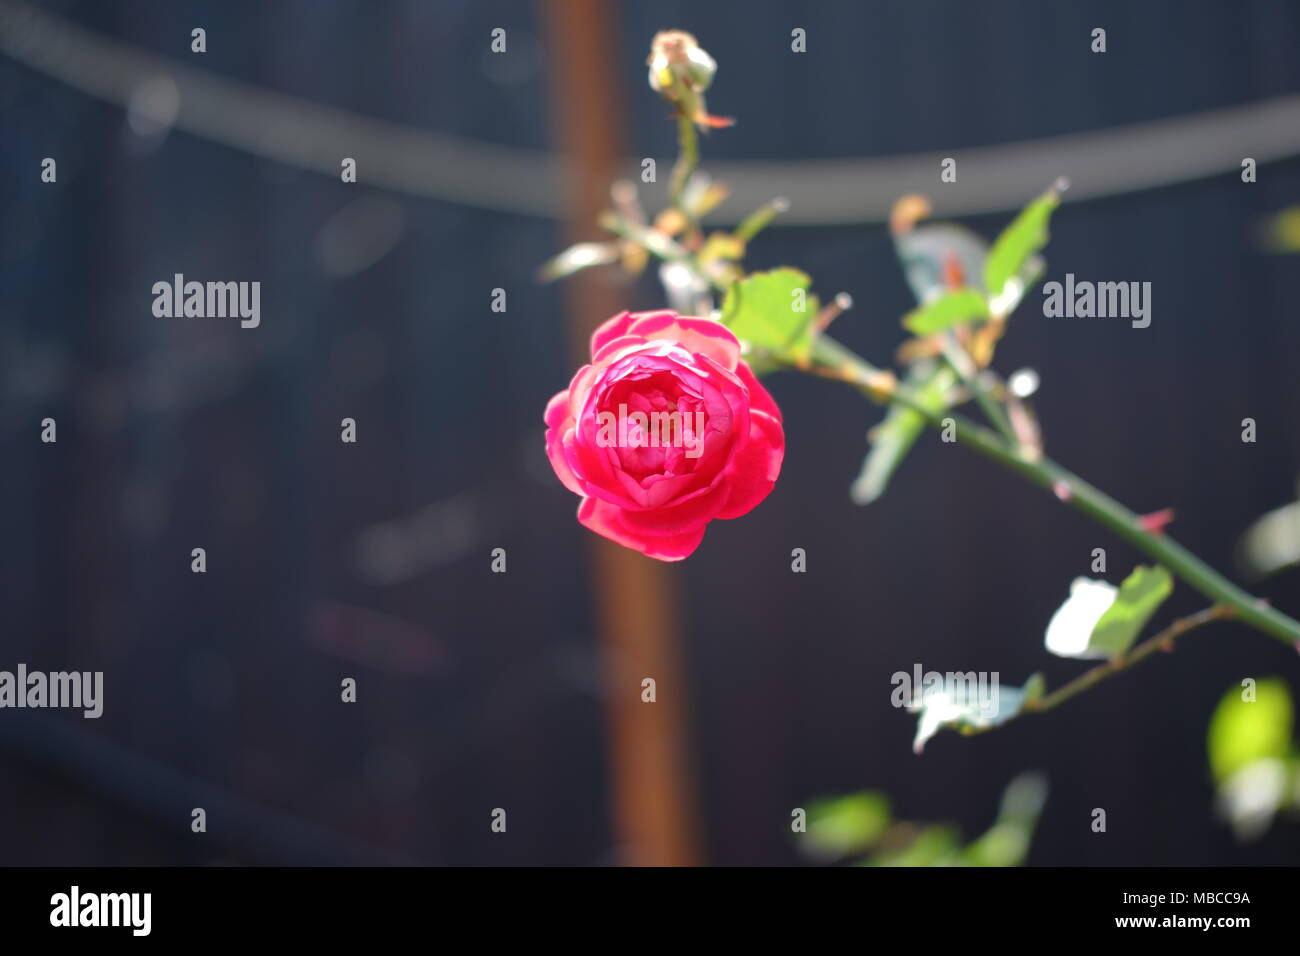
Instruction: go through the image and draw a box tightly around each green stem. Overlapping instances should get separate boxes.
[599,210,690,262]
[810,335,1300,648]
[640,114,1296,648]
[938,333,1018,446]
[965,605,1233,734]
[733,197,790,244]
[670,112,699,230]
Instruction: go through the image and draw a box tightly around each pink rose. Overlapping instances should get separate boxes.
[545,309,785,561]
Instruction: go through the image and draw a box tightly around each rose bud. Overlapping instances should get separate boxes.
[646,30,732,129]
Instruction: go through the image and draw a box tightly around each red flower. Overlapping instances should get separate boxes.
[545,310,785,560]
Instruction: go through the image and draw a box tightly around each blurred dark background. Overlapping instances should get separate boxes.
[2,0,1299,865]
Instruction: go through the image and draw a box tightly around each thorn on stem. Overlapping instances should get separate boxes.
[941,251,965,291]
[1052,480,1072,502]
[813,293,853,333]
[1137,508,1176,535]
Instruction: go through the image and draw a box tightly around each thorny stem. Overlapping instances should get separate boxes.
[649,96,1300,654]
[598,211,691,263]
[808,335,1300,649]
[966,605,1236,734]
[938,332,1020,447]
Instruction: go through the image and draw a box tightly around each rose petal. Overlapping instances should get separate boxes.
[617,475,731,535]
[589,311,637,357]
[544,389,573,431]
[624,312,741,370]
[735,361,783,422]
[716,409,785,519]
[577,497,707,561]
[592,334,656,365]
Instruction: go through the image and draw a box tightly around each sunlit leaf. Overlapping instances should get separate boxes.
[875,825,961,867]
[538,241,619,281]
[1044,577,1116,658]
[1208,679,1297,841]
[984,180,1065,308]
[901,288,989,336]
[1208,678,1294,784]
[1215,758,1294,841]
[1236,497,1300,582]
[988,254,1045,318]
[699,231,745,264]
[814,773,1049,867]
[1090,565,1173,656]
[1044,566,1172,659]
[961,772,1049,867]
[912,673,1045,753]
[803,792,891,858]
[866,824,961,867]
[719,267,819,362]
[1257,206,1300,254]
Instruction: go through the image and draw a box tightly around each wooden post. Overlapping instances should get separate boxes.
[540,0,701,866]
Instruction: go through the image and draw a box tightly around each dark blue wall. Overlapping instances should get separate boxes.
[2,0,1299,865]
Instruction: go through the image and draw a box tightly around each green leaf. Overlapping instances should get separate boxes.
[901,288,989,336]
[851,362,957,505]
[802,792,891,858]
[1258,205,1300,253]
[537,241,619,281]
[1208,680,1297,840]
[740,353,780,377]
[866,824,961,867]
[1236,499,1300,582]
[1091,565,1174,656]
[1044,566,1173,659]
[1208,678,1294,784]
[988,255,1046,317]
[719,268,819,362]
[912,673,1045,753]
[961,772,1049,867]
[984,180,1065,309]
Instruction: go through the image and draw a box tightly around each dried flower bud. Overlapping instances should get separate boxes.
[647,30,716,96]
[647,31,731,128]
